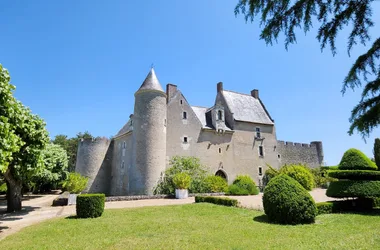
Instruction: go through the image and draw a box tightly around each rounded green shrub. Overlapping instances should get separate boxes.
[204,176,228,193]
[339,148,377,171]
[227,184,250,195]
[76,193,105,218]
[280,165,315,191]
[263,174,317,225]
[231,175,259,195]
[62,172,88,194]
[326,180,380,198]
[328,170,380,180]
[173,172,191,189]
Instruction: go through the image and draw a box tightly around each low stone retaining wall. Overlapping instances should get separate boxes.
[106,193,225,202]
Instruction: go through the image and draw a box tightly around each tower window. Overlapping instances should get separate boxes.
[217,110,223,121]
[130,120,133,126]
[121,161,125,168]
[123,141,126,149]
[218,148,222,154]
[258,167,263,176]
[278,154,281,159]
[183,137,188,143]
[256,127,261,138]
[259,146,264,157]
[180,100,183,105]
[183,111,187,119]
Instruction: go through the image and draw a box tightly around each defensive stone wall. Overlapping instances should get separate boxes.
[75,137,112,194]
[277,140,323,169]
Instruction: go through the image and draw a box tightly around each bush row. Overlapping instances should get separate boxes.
[328,170,380,180]
[317,199,379,215]
[195,196,238,207]
[326,180,380,198]
[76,193,105,218]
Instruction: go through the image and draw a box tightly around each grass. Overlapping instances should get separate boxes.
[1,204,380,249]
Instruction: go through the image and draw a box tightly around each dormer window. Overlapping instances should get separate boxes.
[256,127,261,139]
[217,110,223,121]
[183,111,187,119]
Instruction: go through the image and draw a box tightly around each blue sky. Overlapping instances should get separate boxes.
[1,1,379,165]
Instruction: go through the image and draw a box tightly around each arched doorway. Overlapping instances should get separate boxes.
[215,170,227,181]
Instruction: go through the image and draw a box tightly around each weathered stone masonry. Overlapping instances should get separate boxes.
[75,68,324,196]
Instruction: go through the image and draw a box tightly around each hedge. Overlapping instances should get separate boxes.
[326,180,380,198]
[76,193,105,218]
[339,148,377,171]
[321,166,339,171]
[317,199,378,215]
[328,170,380,180]
[195,196,238,207]
[263,174,316,225]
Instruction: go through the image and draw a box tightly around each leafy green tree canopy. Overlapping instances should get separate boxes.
[374,138,380,169]
[0,64,49,212]
[235,0,379,139]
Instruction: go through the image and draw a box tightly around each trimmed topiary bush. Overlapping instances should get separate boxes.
[195,196,238,207]
[280,165,315,191]
[204,176,228,193]
[76,193,105,218]
[263,174,317,225]
[328,170,380,180]
[229,175,259,195]
[227,184,250,195]
[317,199,377,215]
[326,180,380,198]
[339,148,377,170]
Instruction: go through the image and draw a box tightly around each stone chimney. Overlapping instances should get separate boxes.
[251,89,259,99]
[217,82,223,93]
[166,84,177,103]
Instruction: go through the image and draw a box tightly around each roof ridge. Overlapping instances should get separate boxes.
[223,89,253,97]
[191,105,209,109]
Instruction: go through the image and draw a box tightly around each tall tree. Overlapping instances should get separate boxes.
[235,0,379,139]
[31,143,69,193]
[0,64,49,212]
[52,131,92,172]
[374,138,380,168]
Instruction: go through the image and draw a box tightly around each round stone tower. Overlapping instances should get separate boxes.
[130,68,167,195]
[75,137,112,194]
[311,141,324,166]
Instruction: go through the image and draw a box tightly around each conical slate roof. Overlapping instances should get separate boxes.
[137,68,164,92]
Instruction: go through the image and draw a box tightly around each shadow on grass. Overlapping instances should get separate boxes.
[253,214,272,224]
[65,215,78,220]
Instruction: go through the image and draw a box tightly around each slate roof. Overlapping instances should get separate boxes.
[137,68,164,92]
[222,90,274,125]
[115,119,132,137]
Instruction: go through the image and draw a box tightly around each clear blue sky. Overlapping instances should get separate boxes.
[1,1,379,166]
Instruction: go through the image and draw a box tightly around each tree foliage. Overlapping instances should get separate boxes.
[31,143,68,193]
[235,0,379,138]
[374,138,380,168]
[0,64,50,212]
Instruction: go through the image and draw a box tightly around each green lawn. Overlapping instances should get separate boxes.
[1,204,380,249]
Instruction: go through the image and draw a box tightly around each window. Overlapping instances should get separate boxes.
[164,119,167,127]
[217,110,223,120]
[258,167,263,176]
[183,111,187,119]
[259,145,264,157]
[121,161,125,168]
[278,154,281,159]
[183,137,188,143]
[218,148,222,154]
[123,141,126,149]
[180,100,183,105]
[256,127,261,138]
[130,120,133,126]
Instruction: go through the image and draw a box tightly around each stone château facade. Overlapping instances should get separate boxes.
[75,68,324,196]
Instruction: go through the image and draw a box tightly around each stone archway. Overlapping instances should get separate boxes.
[215,170,227,182]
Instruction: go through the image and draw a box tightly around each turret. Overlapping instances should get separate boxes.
[130,68,167,195]
[311,141,324,166]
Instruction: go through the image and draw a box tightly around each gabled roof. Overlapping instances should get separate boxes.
[136,68,164,92]
[115,119,132,138]
[222,90,274,125]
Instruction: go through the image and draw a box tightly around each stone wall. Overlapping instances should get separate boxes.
[277,140,323,169]
[75,137,112,194]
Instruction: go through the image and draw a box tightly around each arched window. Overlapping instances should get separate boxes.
[215,170,227,181]
[217,110,223,120]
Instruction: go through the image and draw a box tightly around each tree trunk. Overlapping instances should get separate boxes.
[4,168,23,212]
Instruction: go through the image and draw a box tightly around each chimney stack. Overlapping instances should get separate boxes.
[251,89,259,99]
[217,82,223,93]
[166,84,177,103]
